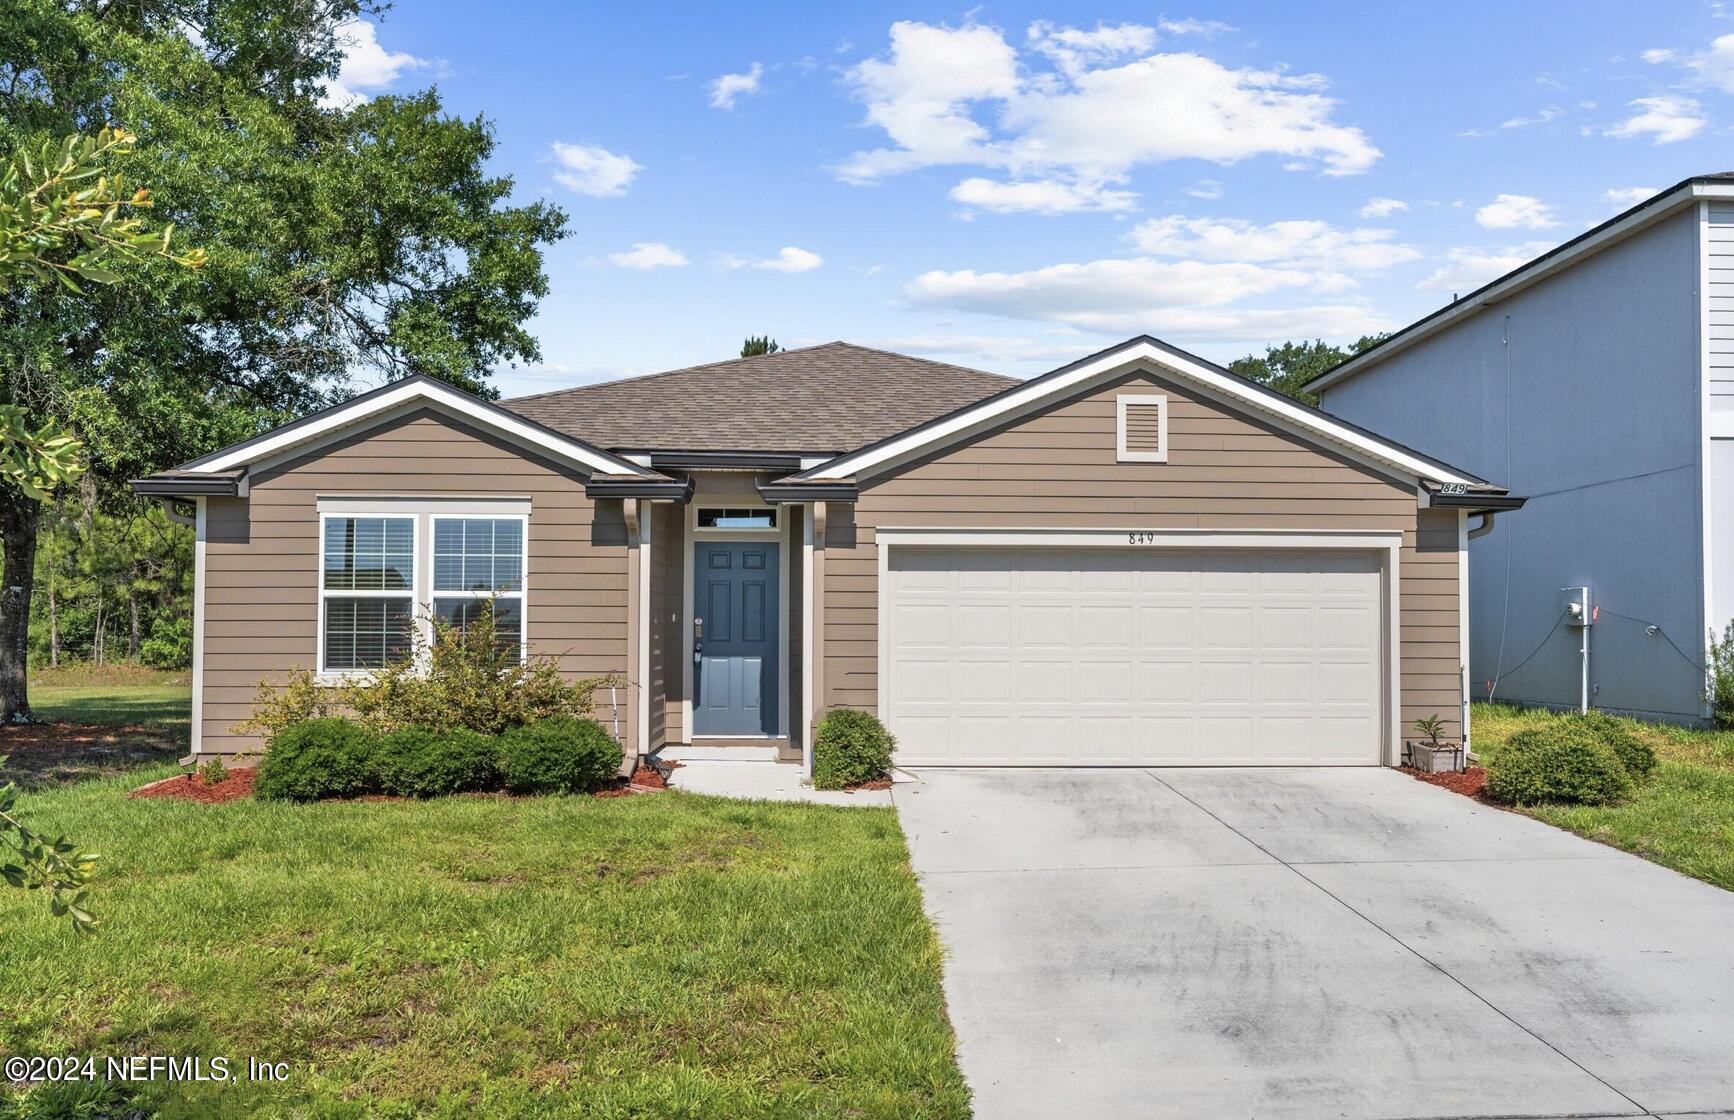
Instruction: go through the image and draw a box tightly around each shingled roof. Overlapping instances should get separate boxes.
[501,342,1018,454]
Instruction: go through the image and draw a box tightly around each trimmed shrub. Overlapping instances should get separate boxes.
[1563,710,1657,784]
[813,708,895,791]
[254,718,376,802]
[374,726,498,798]
[1485,723,1635,806]
[497,716,621,794]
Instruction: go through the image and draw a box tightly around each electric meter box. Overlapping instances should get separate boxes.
[1561,585,1592,628]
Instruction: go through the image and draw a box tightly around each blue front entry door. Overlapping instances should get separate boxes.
[693,541,779,736]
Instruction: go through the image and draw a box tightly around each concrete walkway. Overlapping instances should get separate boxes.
[665,758,895,806]
[895,767,1734,1120]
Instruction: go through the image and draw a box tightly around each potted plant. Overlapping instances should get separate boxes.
[1405,714,1464,773]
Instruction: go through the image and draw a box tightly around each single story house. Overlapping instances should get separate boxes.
[1310,175,1734,723]
[134,337,1521,775]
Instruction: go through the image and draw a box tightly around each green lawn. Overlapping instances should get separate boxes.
[28,663,192,734]
[0,775,969,1118]
[1473,702,1734,891]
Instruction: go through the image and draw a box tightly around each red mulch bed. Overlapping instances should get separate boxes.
[846,777,893,792]
[131,767,257,803]
[1400,764,1488,798]
[130,761,670,803]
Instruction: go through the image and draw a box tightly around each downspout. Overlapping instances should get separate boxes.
[1467,511,1498,540]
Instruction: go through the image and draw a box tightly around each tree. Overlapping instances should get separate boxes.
[1,127,206,500]
[1229,335,1387,407]
[1,761,99,933]
[0,1,567,721]
[740,335,781,357]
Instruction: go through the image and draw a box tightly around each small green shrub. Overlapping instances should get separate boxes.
[197,756,230,787]
[1709,622,1734,729]
[1563,710,1657,784]
[254,718,376,802]
[374,726,498,798]
[497,716,621,794]
[1485,723,1635,806]
[813,708,896,791]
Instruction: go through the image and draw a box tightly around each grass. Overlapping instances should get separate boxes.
[1473,702,1734,891]
[0,775,969,1118]
[28,663,192,734]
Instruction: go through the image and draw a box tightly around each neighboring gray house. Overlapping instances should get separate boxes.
[1311,175,1734,723]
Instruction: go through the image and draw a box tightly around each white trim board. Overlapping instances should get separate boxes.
[186,379,648,479]
[189,498,207,761]
[875,528,1404,766]
[804,339,1481,489]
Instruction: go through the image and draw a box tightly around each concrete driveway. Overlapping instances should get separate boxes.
[894,767,1734,1120]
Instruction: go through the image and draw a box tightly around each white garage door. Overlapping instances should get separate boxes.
[884,547,1384,766]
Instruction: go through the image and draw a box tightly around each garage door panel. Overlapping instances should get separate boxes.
[886,546,1383,766]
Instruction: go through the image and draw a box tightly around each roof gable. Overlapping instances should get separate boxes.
[797,336,1494,491]
[174,375,654,479]
[502,341,1016,453]
[1310,174,1734,394]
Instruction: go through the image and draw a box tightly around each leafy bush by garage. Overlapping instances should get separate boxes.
[1485,722,1635,807]
[1565,710,1657,783]
[497,715,622,794]
[813,708,895,791]
[254,718,376,802]
[374,726,497,798]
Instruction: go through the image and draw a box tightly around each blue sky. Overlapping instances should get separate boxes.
[338,1,1734,395]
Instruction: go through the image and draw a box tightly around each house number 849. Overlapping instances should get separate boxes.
[1127,532,1161,545]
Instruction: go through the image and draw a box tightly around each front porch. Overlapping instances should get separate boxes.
[632,469,813,772]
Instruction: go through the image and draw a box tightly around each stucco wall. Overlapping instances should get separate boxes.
[1321,207,1704,720]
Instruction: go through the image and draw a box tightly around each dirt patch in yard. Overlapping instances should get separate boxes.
[1400,765,1489,799]
[1,720,183,789]
[132,767,258,803]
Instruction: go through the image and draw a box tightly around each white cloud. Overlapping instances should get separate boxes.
[1475,194,1560,230]
[904,256,1389,339]
[549,142,643,197]
[1604,186,1660,207]
[1641,47,1676,63]
[1158,17,1235,37]
[321,19,430,108]
[1027,21,1156,76]
[833,20,1380,196]
[1459,106,1562,137]
[709,62,764,109]
[1417,242,1556,293]
[1129,215,1422,271]
[950,176,1137,214]
[725,246,824,272]
[866,333,1085,365]
[1359,197,1408,218]
[607,242,688,269]
[1686,33,1734,91]
[1604,95,1706,143]
[1187,178,1224,199]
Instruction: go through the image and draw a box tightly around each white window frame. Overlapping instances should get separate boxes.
[315,498,531,683]
[693,506,780,534]
[429,513,530,663]
[1116,393,1169,463]
[317,512,419,680]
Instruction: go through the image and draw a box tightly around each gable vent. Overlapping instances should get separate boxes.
[1116,394,1168,463]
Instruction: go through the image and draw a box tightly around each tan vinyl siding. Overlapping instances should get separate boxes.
[200,408,632,756]
[650,500,685,746]
[822,371,1464,741]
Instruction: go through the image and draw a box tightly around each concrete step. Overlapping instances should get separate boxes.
[658,744,784,763]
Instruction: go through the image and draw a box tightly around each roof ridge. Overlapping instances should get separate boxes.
[503,341,859,403]
[501,340,1016,404]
